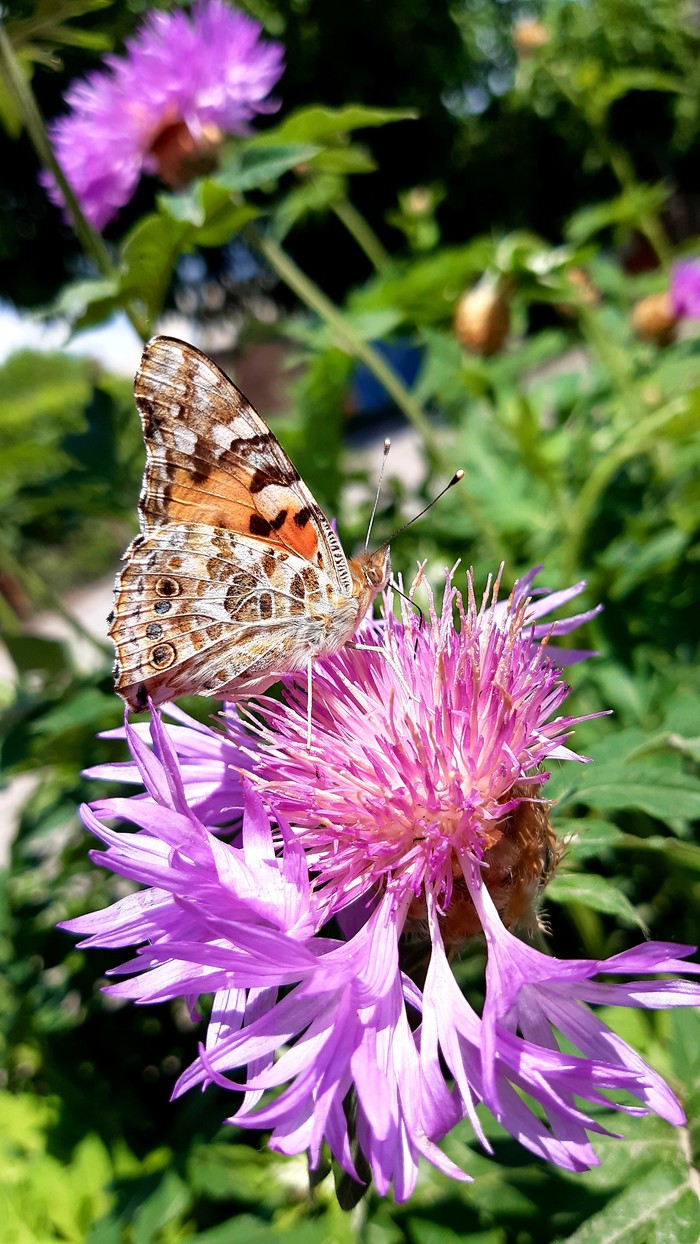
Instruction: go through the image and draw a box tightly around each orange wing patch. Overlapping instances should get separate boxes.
[158,466,322,562]
[161,465,253,529]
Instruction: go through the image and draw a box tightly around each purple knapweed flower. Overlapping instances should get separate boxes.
[670,258,700,319]
[63,567,700,1201]
[42,0,284,229]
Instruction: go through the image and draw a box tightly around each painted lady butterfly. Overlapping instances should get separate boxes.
[110,336,391,711]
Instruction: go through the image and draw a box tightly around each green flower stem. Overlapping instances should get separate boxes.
[0,24,110,274]
[253,230,443,462]
[577,304,637,418]
[0,24,150,341]
[565,395,688,575]
[331,197,390,274]
[604,143,673,270]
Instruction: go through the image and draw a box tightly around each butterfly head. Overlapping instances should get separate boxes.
[349,546,392,609]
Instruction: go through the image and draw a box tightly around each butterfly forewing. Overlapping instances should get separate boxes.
[135,336,351,592]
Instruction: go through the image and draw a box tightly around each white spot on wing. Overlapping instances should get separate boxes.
[229,416,260,441]
[173,425,197,454]
[212,424,234,449]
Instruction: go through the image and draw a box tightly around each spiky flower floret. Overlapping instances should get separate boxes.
[42,1,284,228]
[63,568,700,1201]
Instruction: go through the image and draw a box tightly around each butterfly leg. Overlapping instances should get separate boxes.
[306,654,313,751]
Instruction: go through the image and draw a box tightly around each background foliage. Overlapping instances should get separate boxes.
[1,1,700,1240]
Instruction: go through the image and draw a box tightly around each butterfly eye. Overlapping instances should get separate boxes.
[365,550,391,589]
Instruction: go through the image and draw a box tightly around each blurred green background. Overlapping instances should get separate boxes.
[1,1,700,1240]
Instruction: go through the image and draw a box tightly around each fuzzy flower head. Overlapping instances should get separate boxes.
[62,567,700,1201]
[248,566,600,942]
[42,1,284,229]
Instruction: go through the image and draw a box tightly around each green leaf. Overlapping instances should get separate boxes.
[7,0,112,57]
[309,146,376,174]
[270,175,345,241]
[669,1008,700,1084]
[550,732,700,824]
[129,1169,192,1244]
[118,212,190,325]
[269,104,417,145]
[189,1216,331,1244]
[558,819,624,860]
[589,69,684,124]
[216,143,321,193]
[31,688,118,735]
[566,184,669,244]
[0,56,24,138]
[627,836,700,872]
[350,240,494,326]
[405,1225,503,1244]
[559,765,700,822]
[562,1167,699,1244]
[545,871,647,931]
[3,634,71,677]
[158,182,259,247]
[49,276,121,331]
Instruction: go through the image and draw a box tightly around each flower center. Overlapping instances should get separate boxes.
[147,119,223,189]
[402,786,559,954]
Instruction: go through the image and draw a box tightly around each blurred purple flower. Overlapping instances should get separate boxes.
[670,258,700,318]
[63,568,700,1200]
[42,0,284,229]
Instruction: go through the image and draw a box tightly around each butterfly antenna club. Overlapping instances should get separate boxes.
[378,468,464,552]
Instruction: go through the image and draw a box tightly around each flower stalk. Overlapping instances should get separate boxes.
[0,23,112,277]
[251,229,442,462]
[330,196,390,274]
[0,22,151,341]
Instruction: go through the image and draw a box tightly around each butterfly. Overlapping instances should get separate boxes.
[110,336,391,712]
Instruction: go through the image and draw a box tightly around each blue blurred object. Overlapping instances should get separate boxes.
[350,339,423,417]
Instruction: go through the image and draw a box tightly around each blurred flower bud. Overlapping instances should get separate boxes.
[565,266,599,306]
[404,186,433,215]
[513,18,550,58]
[555,267,600,317]
[454,281,510,357]
[631,292,679,346]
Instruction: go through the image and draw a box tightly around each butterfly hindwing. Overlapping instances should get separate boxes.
[110,522,358,709]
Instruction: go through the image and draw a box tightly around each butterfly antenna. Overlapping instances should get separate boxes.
[390,580,425,630]
[378,470,464,551]
[365,438,392,552]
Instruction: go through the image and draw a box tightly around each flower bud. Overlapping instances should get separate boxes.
[555,267,600,317]
[631,292,679,346]
[566,265,599,305]
[513,18,550,57]
[454,282,510,357]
